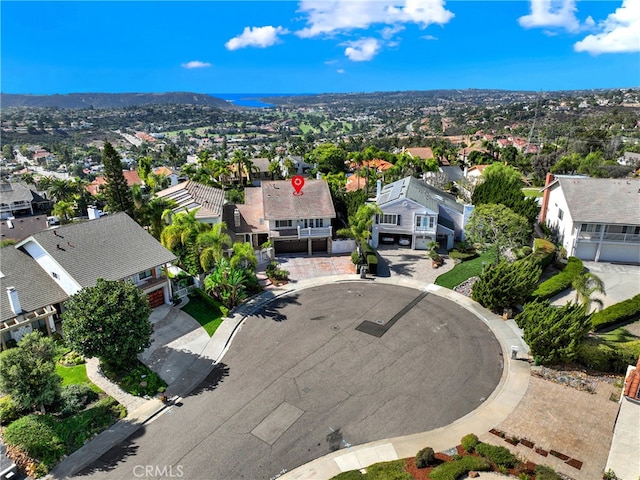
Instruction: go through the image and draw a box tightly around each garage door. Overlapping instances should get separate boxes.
[599,244,640,264]
[147,289,165,308]
[311,238,328,254]
[575,243,597,261]
[414,235,433,250]
[274,239,308,255]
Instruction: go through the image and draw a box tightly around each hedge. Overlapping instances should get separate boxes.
[530,238,555,268]
[366,254,378,275]
[475,442,518,468]
[531,257,583,299]
[429,455,491,480]
[591,294,640,331]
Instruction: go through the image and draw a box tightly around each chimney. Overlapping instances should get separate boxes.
[376,179,382,198]
[6,286,22,315]
[539,173,554,224]
[234,208,241,228]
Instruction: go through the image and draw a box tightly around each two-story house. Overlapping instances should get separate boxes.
[372,176,473,250]
[540,175,640,264]
[229,179,336,255]
[0,181,50,219]
[16,212,177,308]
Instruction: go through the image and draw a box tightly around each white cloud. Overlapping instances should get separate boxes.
[181,61,212,69]
[343,38,381,61]
[518,0,580,32]
[337,69,346,74]
[225,26,289,50]
[421,34,438,40]
[296,0,453,38]
[381,25,405,40]
[574,0,640,54]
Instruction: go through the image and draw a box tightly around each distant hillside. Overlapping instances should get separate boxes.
[0,92,236,109]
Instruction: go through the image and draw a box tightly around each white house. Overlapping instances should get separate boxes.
[540,175,640,264]
[372,176,473,250]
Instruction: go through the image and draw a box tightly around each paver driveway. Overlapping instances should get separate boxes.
[79,283,502,480]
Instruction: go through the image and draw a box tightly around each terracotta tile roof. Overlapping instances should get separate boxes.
[405,147,434,160]
[86,170,142,196]
[153,166,177,177]
[623,356,640,400]
[346,174,367,192]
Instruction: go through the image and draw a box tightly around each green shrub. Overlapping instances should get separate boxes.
[532,256,583,299]
[591,294,640,331]
[351,250,364,265]
[461,433,479,453]
[360,240,376,256]
[475,442,518,468]
[535,464,561,480]
[0,395,22,425]
[3,414,65,470]
[102,362,167,397]
[331,471,364,480]
[577,340,640,373]
[415,446,435,468]
[58,384,99,417]
[429,455,491,480]
[266,261,290,281]
[530,238,555,267]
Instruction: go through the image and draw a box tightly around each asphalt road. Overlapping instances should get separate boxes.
[78,283,502,480]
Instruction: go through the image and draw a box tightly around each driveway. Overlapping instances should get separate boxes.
[78,283,502,480]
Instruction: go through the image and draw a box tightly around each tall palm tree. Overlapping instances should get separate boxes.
[48,178,77,203]
[145,197,177,239]
[230,242,257,271]
[572,271,606,313]
[232,150,247,185]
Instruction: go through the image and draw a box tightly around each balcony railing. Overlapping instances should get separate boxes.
[578,232,640,243]
[415,225,436,232]
[298,226,332,238]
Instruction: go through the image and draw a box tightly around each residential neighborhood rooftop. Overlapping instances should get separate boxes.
[16,212,176,288]
[550,177,640,225]
[378,176,464,213]
[0,246,68,322]
[155,180,226,220]
[261,179,336,220]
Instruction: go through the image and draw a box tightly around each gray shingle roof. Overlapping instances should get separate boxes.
[0,247,68,322]
[262,179,336,220]
[155,180,225,220]
[0,182,47,205]
[378,176,463,213]
[555,177,640,224]
[20,213,177,288]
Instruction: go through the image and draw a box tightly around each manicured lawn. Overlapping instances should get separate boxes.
[435,249,497,289]
[56,364,103,393]
[182,293,226,337]
[332,459,412,480]
[522,187,543,197]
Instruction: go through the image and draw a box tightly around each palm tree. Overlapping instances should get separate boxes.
[572,271,606,313]
[232,150,248,185]
[145,197,177,239]
[230,242,257,271]
[52,200,75,224]
[48,178,77,203]
[160,209,210,274]
[196,222,232,272]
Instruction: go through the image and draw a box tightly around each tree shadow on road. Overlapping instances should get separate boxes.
[249,294,301,322]
[73,423,144,477]
[187,362,230,396]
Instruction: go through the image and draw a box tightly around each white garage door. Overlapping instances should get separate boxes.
[575,242,597,261]
[599,244,640,264]
[414,235,433,250]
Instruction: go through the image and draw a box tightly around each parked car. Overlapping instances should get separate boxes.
[398,238,411,246]
[381,236,395,244]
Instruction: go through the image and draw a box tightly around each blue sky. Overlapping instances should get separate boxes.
[2,1,639,95]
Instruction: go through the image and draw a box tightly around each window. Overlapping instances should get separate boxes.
[275,220,293,228]
[558,208,564,220]
[380,214,398,225]
[139,269,153,280]
[416,216,435,229]
[580,224,601,233]
[303,219,323,228]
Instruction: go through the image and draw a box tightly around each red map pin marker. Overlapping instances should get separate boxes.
[292,175,305,195]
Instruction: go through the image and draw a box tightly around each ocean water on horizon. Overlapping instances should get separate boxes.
[209,93,307,108]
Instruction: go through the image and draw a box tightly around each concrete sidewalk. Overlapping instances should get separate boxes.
[49,272,529,480]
